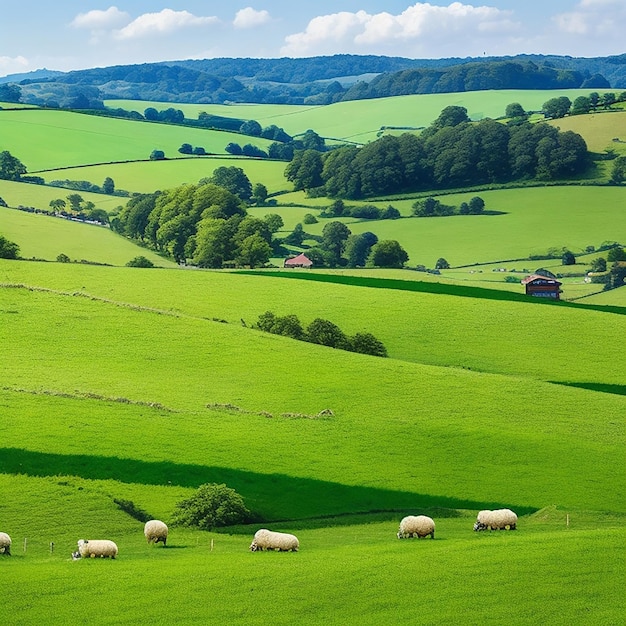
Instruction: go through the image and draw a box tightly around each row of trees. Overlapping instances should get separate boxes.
[285,106,588,199]
[542,91,626,119]
[255,311,388,357]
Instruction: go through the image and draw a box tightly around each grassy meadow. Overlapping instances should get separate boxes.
[1,87,625,623]
[0,108,272,171]
[1,257,625,623]
[109,88,618,143]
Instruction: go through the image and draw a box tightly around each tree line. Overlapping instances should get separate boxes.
[285,106,589,199]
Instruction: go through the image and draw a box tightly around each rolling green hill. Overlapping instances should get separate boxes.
[1,258,624,623]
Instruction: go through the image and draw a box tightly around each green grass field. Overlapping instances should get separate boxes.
[108,89,618,143]
[267,186,626,268]
[0,108,272,171]
[1,258,624,623]
[1,88,625,624]
[0,206,176,266]
[37,156,290,195]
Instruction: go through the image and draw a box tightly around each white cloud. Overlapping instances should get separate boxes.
[233,7,271,29]
[115,9,218,40]
[0,55,29,76]
[282,3,520,56]
[70,6,130,30]
[553,0,626,37]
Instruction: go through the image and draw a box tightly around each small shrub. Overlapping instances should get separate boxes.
[173,483,250,530]
[126,256,155,268]
[56,253,71,263]
[303,213,318,224]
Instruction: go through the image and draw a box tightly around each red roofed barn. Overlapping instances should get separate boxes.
[284,253,313,268]
[521,274,562,299]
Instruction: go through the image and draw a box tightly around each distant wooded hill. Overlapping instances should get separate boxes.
[4,53,625,108]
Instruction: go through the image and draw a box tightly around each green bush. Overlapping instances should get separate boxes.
[173,483,250,530]
[126,256,155,268]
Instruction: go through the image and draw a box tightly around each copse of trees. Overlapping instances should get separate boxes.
[286,106,589,199]
[112,181,278,267]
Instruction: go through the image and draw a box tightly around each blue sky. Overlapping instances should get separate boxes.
[1,1,624,77]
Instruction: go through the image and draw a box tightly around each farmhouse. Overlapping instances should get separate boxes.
[521,274,562,299]
[284,253,313,268]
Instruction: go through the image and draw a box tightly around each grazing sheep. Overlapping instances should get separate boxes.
[249,529,299,552]
[76,539,118,559]
[0,532,11,555]
[144,520,168,546]
[397,515,436,539]
[473,509,517,531]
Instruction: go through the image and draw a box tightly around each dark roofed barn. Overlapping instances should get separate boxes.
[521,274,562,300]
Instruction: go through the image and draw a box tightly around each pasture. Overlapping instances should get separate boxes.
[0,258,624,623]
[266,186,626,268]
[1,86,625,623]
[0,108,272,171]
[38,156,290,196]
[108,88,617,143]
[0,206,176,266]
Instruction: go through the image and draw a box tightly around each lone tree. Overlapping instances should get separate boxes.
[368,240,408,268]
[173,483,250,530]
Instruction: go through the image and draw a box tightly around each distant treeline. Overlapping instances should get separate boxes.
[9,54,624,107]
[285,106,589,199]
[341,61,606,101]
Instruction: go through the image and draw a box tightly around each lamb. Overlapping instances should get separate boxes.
[144,520,168,546]
[249,529,299,552]
[397,515,436,539]
[76,539,118,559]
[0,532,11,555]
[473,509,517,531]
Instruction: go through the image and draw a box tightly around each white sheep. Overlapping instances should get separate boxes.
[473,509,518,531]
[0,532,11,555]
[144,520,168,546]
[397,515,436,539]
[249,529,299,552]
[76,539,118,559]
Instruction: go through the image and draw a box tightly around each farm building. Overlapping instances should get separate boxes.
[521,274,562,299]
[284,253,313,268]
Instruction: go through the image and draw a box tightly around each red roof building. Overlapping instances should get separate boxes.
[284,253,313,268]
[521,274,562,299]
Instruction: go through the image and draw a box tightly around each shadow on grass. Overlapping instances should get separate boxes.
[548,381,626,396]
[239,271,626,316]
[0,447,536,524]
